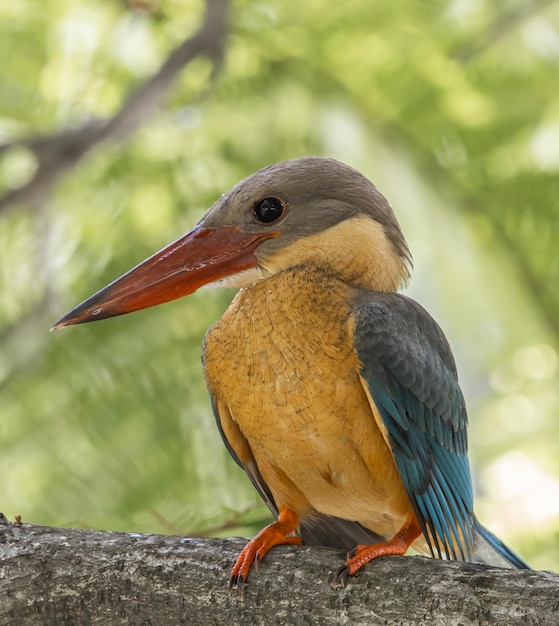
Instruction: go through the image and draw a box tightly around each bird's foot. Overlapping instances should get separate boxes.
[331,514,422,587]
[229,506,302,595]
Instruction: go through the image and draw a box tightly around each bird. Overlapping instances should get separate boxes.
[53,157,529,590]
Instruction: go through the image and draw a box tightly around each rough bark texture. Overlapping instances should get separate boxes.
[1,517,558,625]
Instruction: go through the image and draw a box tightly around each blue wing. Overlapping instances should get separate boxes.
[353,292,475,560]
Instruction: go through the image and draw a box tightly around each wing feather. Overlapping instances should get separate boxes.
[209,395,278,516]
[353,292,475,561]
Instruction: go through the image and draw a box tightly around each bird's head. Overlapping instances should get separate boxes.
[52,157,412,330]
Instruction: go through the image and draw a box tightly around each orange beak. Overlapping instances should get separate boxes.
[52,224,278,330]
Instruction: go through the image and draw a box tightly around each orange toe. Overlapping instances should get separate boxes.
[229,506,302,593]
[331,514,422,587]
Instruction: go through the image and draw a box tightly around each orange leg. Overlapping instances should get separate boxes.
[229,506,302,592]
[331,514,422,587]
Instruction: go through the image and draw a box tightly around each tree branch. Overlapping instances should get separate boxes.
[1,518,557,625]
[0,0,229,215]
[452,0,557,63]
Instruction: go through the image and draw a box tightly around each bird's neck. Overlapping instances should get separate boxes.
[206,267,355,360]
[251,266,353,316]
[259,215,410,293]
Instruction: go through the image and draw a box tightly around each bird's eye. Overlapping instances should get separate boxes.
[253,197,285,224]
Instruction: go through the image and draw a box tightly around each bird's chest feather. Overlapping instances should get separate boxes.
[204,272,358,450]
[203,270,407,527]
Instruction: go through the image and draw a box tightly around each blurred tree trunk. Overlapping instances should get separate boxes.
[1,518,558,625]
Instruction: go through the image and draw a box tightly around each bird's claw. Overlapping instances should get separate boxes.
[228,572,247,597]
[228,507,302,595]
[346,545,360,559]
[330,565,350,588]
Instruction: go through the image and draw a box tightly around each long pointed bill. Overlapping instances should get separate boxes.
[52,225,278,330]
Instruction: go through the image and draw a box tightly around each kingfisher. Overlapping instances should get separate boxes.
[53,157,529,589]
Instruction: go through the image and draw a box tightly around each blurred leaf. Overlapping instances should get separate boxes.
[1,0,558,571]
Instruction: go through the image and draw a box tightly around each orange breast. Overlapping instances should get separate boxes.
[203,267,413,540]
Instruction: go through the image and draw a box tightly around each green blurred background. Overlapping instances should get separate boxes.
[1,0,558,570]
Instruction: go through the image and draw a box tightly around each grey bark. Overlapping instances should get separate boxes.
[1,516,558,626]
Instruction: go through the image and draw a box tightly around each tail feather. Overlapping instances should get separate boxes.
[300,513,384,550]
[298,513,530,570]
[473,521,530,569]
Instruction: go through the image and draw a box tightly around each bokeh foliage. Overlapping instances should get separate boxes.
[1,0,558,570]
